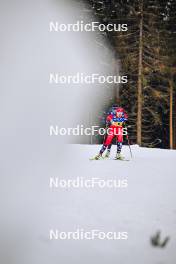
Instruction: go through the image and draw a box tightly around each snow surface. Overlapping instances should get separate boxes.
[1,144,176,264]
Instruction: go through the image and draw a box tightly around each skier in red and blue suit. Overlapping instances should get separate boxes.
[94,106,128,160]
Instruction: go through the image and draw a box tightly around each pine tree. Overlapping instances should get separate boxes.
[83,0,176,148]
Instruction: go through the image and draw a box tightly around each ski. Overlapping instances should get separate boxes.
[89,156,131,161]
[89,155,103,160]
[89,157,103,161]
[114,158,130,161]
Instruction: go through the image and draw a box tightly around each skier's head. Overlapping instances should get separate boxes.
[110,104,118,115]
[112,104,118,108]
[110,106,117,115]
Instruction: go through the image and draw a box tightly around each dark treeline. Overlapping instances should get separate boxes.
[82,0,176,148]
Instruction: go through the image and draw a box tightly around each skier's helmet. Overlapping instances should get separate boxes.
[110,105,118,115]
[111,104,118,115]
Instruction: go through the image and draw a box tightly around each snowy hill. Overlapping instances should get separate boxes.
[1,144,176,264]
[58,144,176,264]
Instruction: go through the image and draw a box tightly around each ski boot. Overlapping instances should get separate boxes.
[90,153,103,160]
[115,152,124,160]
[104,150,110,159]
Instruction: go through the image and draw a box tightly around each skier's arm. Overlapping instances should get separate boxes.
[106,114,113,127]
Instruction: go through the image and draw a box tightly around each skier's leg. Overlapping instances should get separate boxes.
[95,128,113,159]
[117,142,122,153]
[91,128,114,160]
[107,144,112,151]
[100,130,114,155]
[104,143,112,158]
[93,142,110,160]
[99,144,107,155]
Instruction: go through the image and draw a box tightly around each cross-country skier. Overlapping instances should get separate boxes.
[92,106,128,160]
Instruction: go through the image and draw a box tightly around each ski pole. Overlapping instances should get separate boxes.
[125,124,133,159]
[127,134,133,159]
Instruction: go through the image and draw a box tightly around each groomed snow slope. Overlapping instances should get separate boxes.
[1,145,176,264]
[54,144,176,264]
